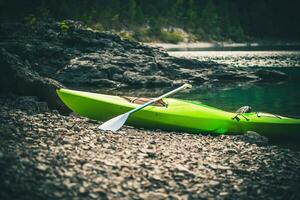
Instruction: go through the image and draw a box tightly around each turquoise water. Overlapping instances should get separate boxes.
[104,77,300,117]
[95,50,300,116]
[168,51,300,117]
[175,69,300,116]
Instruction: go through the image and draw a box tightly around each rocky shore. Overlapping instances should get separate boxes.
[1,20,299,200]
[0,20,288,110]
[1,96,300,200]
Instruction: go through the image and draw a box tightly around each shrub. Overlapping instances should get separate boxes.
[60,21,69,32]
[118,31,134,40]
[133,27,151,42]
[90,22,105,31]
[24,14,37,27]
[159,30,184,44]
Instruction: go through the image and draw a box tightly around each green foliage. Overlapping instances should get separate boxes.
[60,21,69,32]
[228,26,245,42]
[187,34,198,43]
[159,30,184,44]
[149,17,168,37]
[118,31,134,41]
[133,27,151,42]
[200,0,220,40]
[24,14,37,27]
[3,0,300,41]
[90,22,105,32]
[127,0,137,23]
[111,14,119,24]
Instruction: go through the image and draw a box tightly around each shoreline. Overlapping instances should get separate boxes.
[1,96,300,199]
[146,41,300,51]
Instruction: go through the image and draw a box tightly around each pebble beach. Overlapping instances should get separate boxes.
[1,96,299,200]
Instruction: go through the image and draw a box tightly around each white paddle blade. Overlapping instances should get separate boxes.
[98,113,130,132]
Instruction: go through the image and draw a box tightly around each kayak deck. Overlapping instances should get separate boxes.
[57,88,300,138]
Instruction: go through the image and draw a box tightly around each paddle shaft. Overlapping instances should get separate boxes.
[128,84,192,115]
[98,83,192,131]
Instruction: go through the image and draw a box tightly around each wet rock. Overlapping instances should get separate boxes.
[255,69,288,82]
[0,48,69,113]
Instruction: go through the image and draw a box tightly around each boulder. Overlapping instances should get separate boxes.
[0,20,288,90]
[254,69,288,82]
[0,48,69,113]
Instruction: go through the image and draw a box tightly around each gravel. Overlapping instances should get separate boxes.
[0,96,300,200]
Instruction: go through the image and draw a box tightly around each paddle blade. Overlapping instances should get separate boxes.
[98,113,130,132]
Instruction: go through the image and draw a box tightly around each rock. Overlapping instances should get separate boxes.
[38,128,47,133]
[89,193,99,199]
[139,148,156,158]
[1,95,300,199]
[0,22,298,198]
[255,69,288,82]
[238,131,269,145]
[79,186,86,193]
[37,163,48,171]
[37,101,49,112]
[64,171,74,177]
[0,48,70,114]
[139,192,168,200]
[220,191,229,196]
[64,180,75,189]
[208,180,220,186]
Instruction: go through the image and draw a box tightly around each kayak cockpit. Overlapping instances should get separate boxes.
[122,96,168,107]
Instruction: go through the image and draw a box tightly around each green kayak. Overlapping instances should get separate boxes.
[57,88,300,138]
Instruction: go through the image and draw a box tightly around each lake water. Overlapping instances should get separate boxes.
[168,50,300,117]
[103,50,300,117]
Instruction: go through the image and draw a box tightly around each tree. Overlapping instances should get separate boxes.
[185,0,196,28]
[200,0,220,39]
[127,0,137,24]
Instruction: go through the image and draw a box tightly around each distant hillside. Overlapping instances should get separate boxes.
[1,0,300,43]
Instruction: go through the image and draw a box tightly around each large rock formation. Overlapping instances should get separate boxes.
[0,20,288,109]
[1,20,288,87]
[0,48,68,112]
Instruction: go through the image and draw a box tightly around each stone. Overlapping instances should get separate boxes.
[139,192,168,200]
[255,69,288,82]
[79,186,86,193]
[37,163,48,171]
[0,91,299,200]
[238,131,269,145]
[0,48,70,114]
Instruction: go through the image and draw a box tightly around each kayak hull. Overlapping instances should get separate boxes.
[57,88,300,138]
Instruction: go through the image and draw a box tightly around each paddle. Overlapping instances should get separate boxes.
[98,83,192,132]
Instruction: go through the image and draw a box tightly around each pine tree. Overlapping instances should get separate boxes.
[201,0,219,39]
[127,0,137,24]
